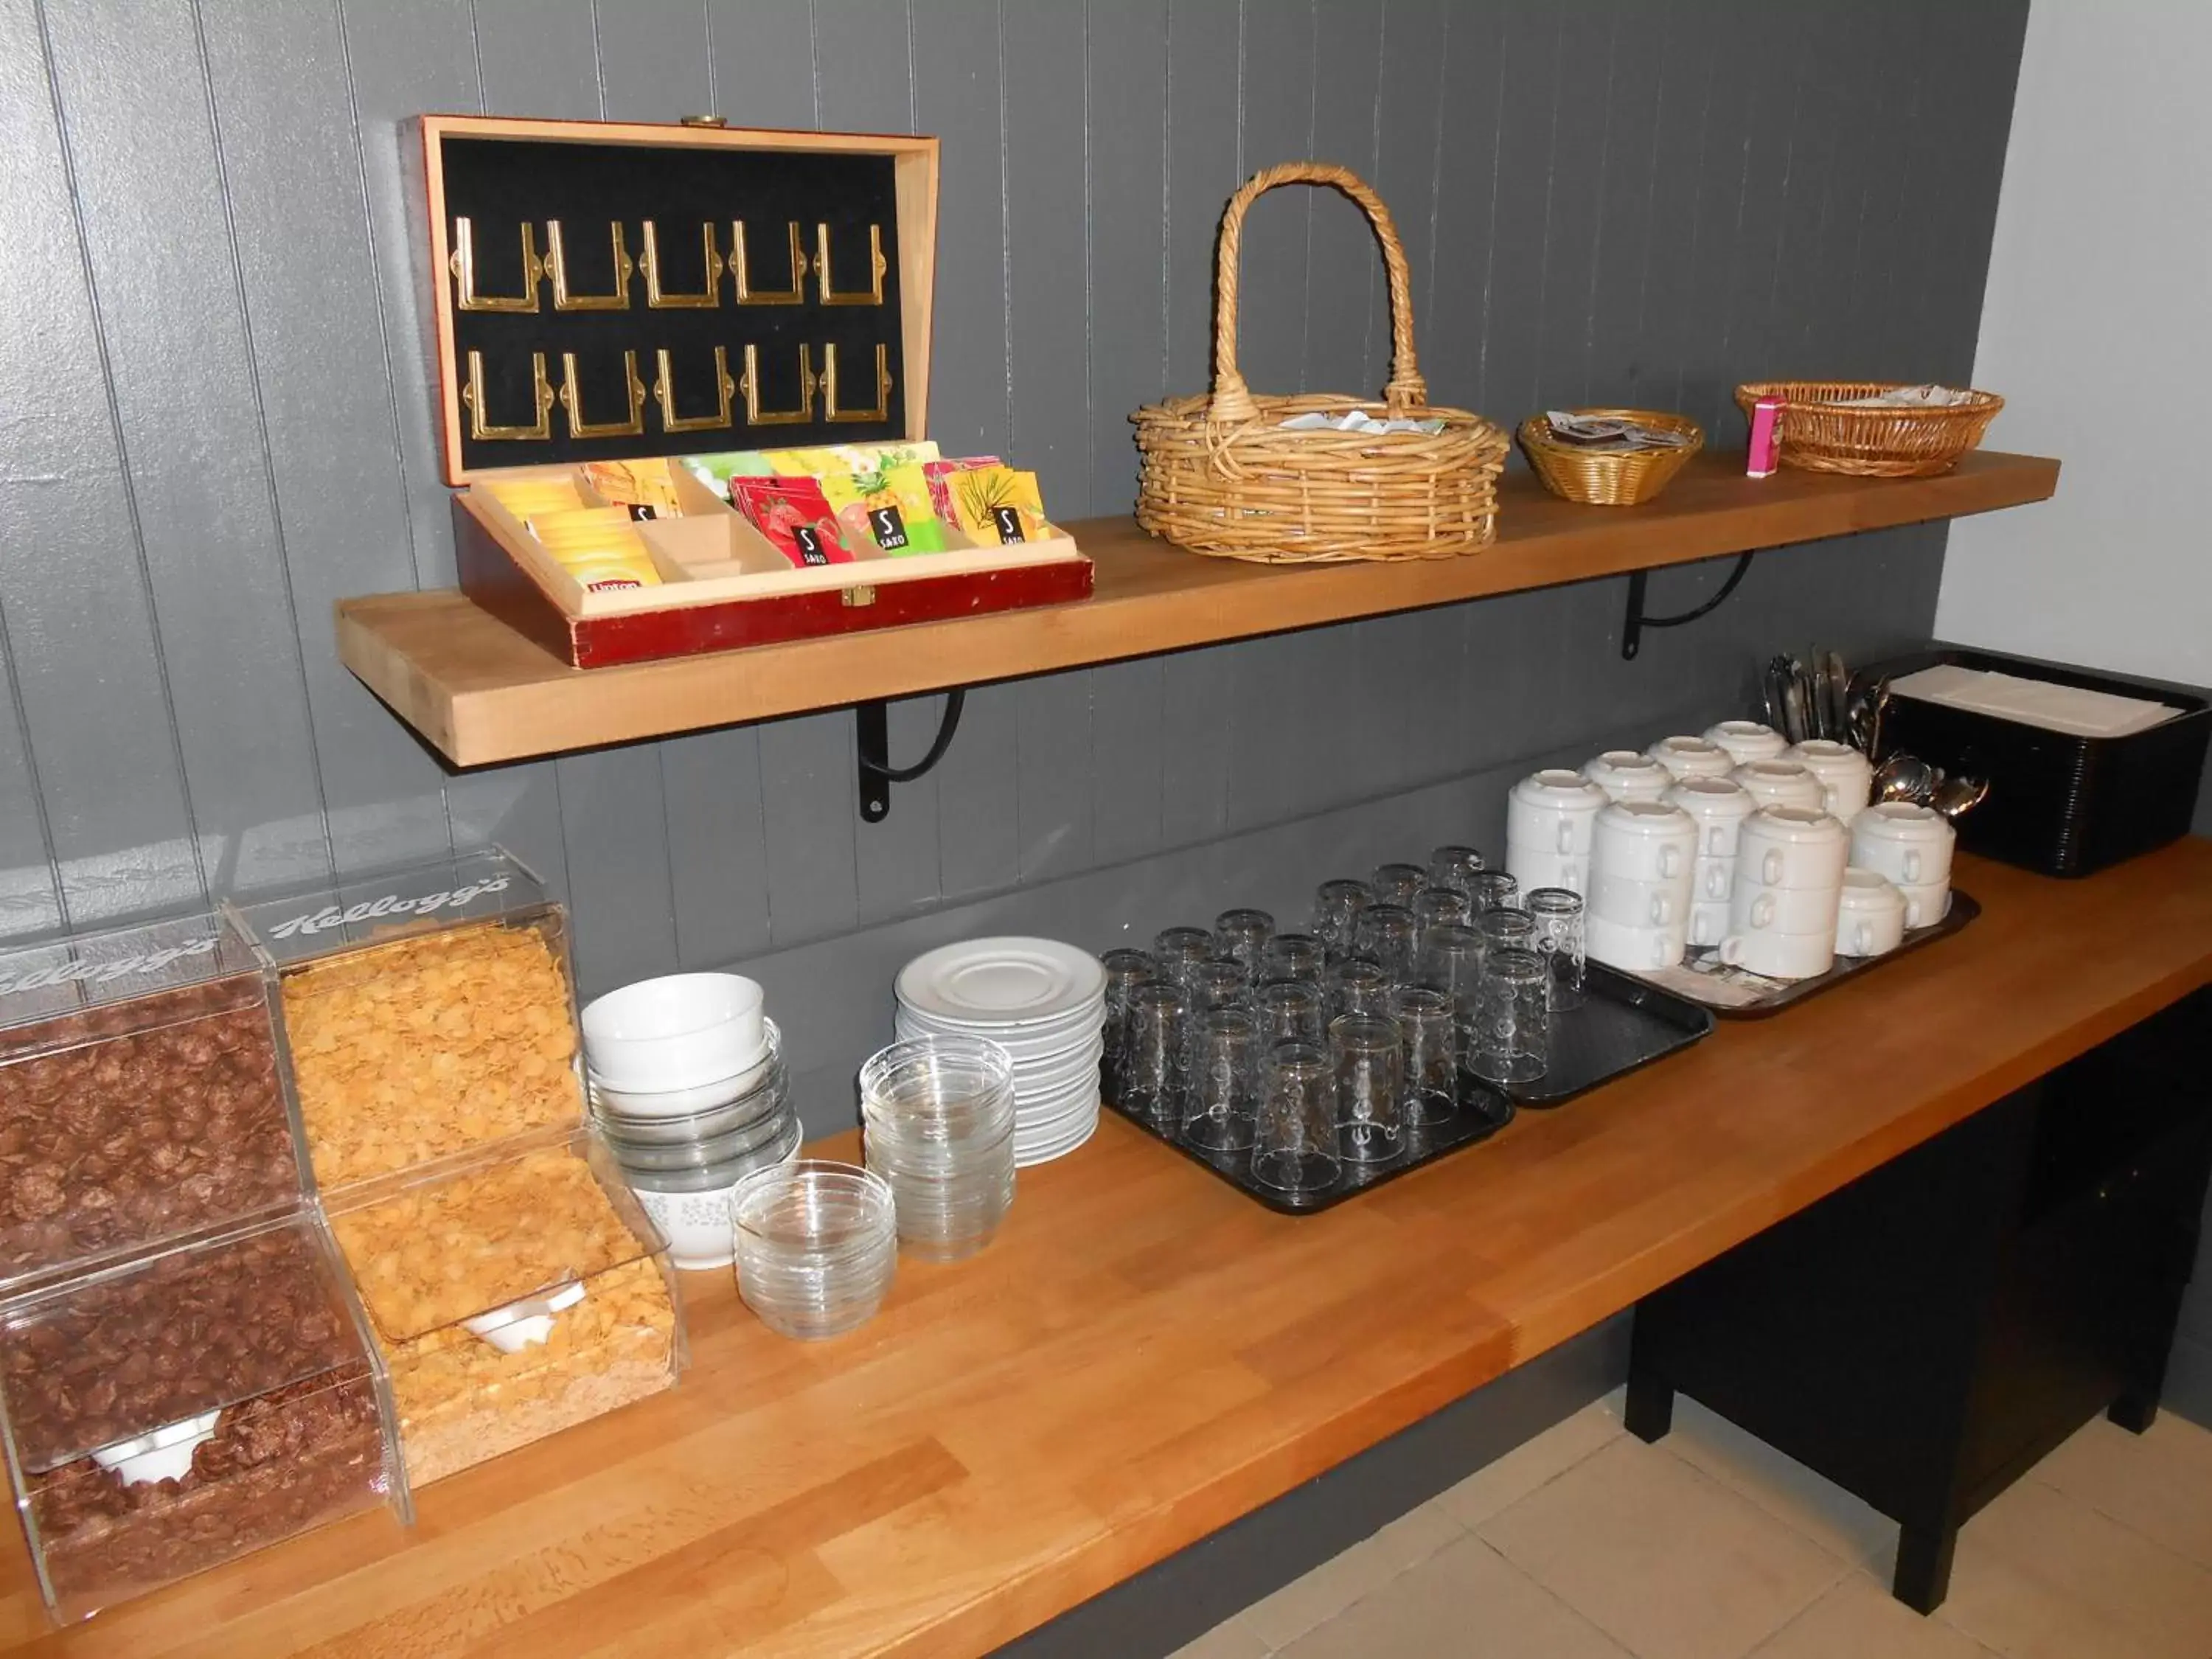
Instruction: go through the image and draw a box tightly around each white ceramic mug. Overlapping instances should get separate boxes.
[1688,899,1733,950]
[1834,869,1907,957]
[1646,735,1736,781]
[1731,880,1845,937]
[1508,769,1611,856]
[1583,750,1674,804]
[1891,876,1952,931]
[1850,801,1956,887]
[1786,740,1874,822]
[1719,926,1835,981]
[1732,759,1827,813]
[1591,799,1699,883]
[1666,776,1759,857]
[1505,841,1587,898]
[1736,807,1850,891]
[1587,911,1688,973]
[1704,720,1788,766]
[1693,854,1736,903]
[1590,870,1688,929]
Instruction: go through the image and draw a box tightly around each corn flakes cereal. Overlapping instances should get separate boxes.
[330,1147,677,1486]
[279,921,581,1187]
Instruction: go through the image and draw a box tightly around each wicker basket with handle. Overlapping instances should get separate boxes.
[1132,162,1508,563]
[1733,380,2003,479]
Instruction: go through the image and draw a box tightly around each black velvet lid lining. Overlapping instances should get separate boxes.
[441,134,908,473]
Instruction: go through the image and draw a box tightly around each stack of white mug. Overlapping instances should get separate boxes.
[1506,717,1956,981]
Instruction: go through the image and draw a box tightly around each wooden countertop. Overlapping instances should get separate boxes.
[338,451,2059,767]
[7,842,2208,1658]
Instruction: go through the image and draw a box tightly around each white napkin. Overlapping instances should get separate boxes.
[1834,384,1976,408]
[1891,665,2181,739]
[1277,408,1449,436]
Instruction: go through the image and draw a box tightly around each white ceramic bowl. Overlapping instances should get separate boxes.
[582,973,766,1093]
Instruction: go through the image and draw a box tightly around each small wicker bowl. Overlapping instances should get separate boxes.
[1519,409,1705,507]
[1733,381,2003,478]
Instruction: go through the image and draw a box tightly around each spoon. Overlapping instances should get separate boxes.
[1931,774,1991,820]
[1873,753,1938,806]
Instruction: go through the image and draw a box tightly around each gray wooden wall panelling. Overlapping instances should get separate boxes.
[1,0,2029,1036]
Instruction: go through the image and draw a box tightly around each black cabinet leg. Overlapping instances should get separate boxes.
[1893,1522,1958,1614]
[2108,1392,2160,1434]
[1624,1360,1674,1443]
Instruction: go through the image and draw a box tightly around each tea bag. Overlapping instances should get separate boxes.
[821,460,947,554]
[949,466,1049,544]
[729,477,858,568]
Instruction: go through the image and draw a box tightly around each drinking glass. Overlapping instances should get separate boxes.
[1470,947,1549,1085]
[1252,1040,1340,1194]
[1354,904,1420,988]
[1389,987,1458,1127]
[1330,1015,1405,1164]
[1120,981,1189,1130]
[1152,926,1215,996]
[1467,872,1522,915]
[1414,923,1486,1026]
[1256,979,1326,1048]
[1310,878,1374,962]
[1183,1006,1260,1152]
[1326,956,1393,1023]
[1525,888,1587,1012]
[1262,931,1326,988]
[1371,862,1428,910]
[1478,907,1537,958]
[1429,845,1488,896]
[1413,886,1473,932]
[1100,948,1158,1101]
[1186,958,1249,1015]
[1212,908,1275,985]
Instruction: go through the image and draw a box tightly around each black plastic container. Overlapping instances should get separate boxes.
[1867,646,2210,878]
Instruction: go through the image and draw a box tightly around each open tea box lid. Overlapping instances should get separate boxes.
[417,115,1092,669]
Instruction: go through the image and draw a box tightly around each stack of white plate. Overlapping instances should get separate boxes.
[894,938,1106,1166]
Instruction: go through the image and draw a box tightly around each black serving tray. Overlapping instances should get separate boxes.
[1624,889,1980,1018]
[1105,963,1714,1215]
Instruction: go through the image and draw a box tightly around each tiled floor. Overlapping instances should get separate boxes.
[1172,1392,2212,1659]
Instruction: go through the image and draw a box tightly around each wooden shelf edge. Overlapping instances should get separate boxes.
[338,450,2059,768]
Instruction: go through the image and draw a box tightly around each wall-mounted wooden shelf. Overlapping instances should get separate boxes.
[338,450,2058,768]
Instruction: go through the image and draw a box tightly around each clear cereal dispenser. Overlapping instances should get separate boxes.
[0,910,310,1294]
[227,848,587,1192]
[0,1211,407,1622]
[322,1127,684,1487]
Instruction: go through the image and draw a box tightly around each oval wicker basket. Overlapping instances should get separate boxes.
[1733,380,2003,479]
[1518,409,1705,507]
[1132,162,1509,563]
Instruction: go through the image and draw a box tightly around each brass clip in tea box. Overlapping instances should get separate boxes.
[822,341,893,423]
[544,220,633,311]
[463,350,554,441]
[653,345,736,434]
[640,220,723,308]
[732,220,807,306]
[815,222,886,306]
[560,351,647,438]
[450,217,543,313]
[740,342,816,426]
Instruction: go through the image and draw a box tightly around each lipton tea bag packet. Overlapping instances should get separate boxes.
[950,467,1049,544]
[821,462,947,555]
[563,552,662,592]
[730,477,858,568]
[583,459,686,518]
[484,475,585,519]
[764,441,942,479]
[922,456,1002,521]
[526,506,640,548]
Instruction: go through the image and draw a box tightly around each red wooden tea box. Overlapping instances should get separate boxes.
[417,114,1091,669]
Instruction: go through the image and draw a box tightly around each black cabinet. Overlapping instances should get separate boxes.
[1625,990,2212,1613]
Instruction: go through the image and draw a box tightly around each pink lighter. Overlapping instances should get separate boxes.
[1746,396,1782,478]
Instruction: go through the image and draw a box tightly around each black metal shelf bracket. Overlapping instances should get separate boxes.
[1621,551,1759,661]
[855,689,967,824]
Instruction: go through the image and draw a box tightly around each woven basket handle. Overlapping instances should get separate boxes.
[1209,161,1427,425]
